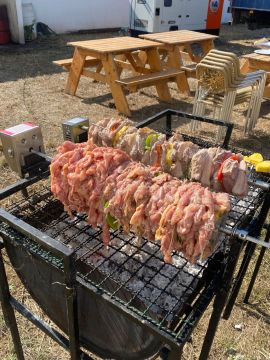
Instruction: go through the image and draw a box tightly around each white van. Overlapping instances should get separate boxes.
[129,0,225,35]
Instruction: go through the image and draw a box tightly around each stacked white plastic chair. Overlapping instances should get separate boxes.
[191,49,266,140]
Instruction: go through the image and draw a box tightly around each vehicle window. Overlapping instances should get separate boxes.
[164,0,172,7]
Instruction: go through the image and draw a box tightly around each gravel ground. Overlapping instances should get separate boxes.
[0,24,270,360]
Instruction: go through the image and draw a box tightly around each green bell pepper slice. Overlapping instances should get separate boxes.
[144,133,158,151]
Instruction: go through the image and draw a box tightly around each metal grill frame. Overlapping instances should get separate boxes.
[0,178,229,360]
[0,110,269,360]
[135,108,270,320]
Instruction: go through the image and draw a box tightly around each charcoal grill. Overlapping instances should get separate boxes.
[0,110,270,360]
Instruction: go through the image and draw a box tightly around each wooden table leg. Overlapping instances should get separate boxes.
[181,44,196,62]
[95,61,103,74]
[124,53,141,75]
[201,39,214,56]
[263,85,270,99]
[91,61,104,83]
[167,46,190,96]
[114,54,126,77]
[137,50,148,67]
[240,59,251,74]
[146,48,172,102]
[102,53,131,116]
[65,48,86,95]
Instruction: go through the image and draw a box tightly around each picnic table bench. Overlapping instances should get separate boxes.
[53,56,101,70]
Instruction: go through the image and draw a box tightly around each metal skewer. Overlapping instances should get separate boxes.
[219,226,270,249]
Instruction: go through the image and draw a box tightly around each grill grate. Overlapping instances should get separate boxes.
[1,174,266,343]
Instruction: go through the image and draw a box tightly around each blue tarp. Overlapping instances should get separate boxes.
[232,0,270,11]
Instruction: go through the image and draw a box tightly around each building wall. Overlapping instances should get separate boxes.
[21,0,129,33]
[0,0,24,43]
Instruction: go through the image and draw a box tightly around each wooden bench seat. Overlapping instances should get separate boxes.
[181,63,197,78]
[53,56,101,71]
[116,69,184,91]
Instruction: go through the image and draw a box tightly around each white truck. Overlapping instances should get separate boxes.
[222,0,233,24]
[231,0,270,30]
[129,0,224,36]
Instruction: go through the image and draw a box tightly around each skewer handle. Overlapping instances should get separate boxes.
[220,227,270,249]
[248,178,270,191]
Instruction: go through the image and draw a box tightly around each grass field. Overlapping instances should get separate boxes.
[0,24,270,359]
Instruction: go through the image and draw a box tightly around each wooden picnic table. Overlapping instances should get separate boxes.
[241,53,270,99]
[63,37,183,116]
[139,30,218,94]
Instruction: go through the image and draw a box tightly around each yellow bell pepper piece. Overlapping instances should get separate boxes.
[166,144,173,168]
[248,153,264,165]
[256,161,270,173]
[112,126,129,147]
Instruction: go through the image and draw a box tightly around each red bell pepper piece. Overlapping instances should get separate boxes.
[154,144,162,168]
[217,155,239,186]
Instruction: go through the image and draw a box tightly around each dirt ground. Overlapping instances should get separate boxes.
[0,24,270,359]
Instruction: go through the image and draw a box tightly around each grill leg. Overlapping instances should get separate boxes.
[199,239,242,360]
[169,347,183,360]
[223,242,256,320]
[21,188,28,198]
[0,250,25,360]
[199,291,226,360]
[159,345,183,360]
[244,225,270,304]
[63,255,80,360]
[223,195,270,320]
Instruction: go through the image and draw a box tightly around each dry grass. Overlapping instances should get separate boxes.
[0,24,270,359]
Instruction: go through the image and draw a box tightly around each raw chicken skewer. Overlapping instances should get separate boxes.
[51,141,230,264]
[88,118,249,197]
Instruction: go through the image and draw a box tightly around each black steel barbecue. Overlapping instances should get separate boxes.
[0,111,269,360]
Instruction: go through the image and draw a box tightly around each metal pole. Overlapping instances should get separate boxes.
[0,250,25,360]
[222,122,233,149]
[21,188,28,198]
[199,239,242,359]
[0,243,9,327]
[63,254,80,360]
[168,347,182,360]
[159,345,182,360]
[244,224,270,303]
[166,112,172,135]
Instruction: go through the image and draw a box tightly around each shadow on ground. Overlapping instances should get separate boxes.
[237,302,270,325]
[81,91,194,122]
[0,31,118,82]
[2,24,270,82]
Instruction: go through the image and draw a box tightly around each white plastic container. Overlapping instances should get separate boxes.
[22,3,37,40]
